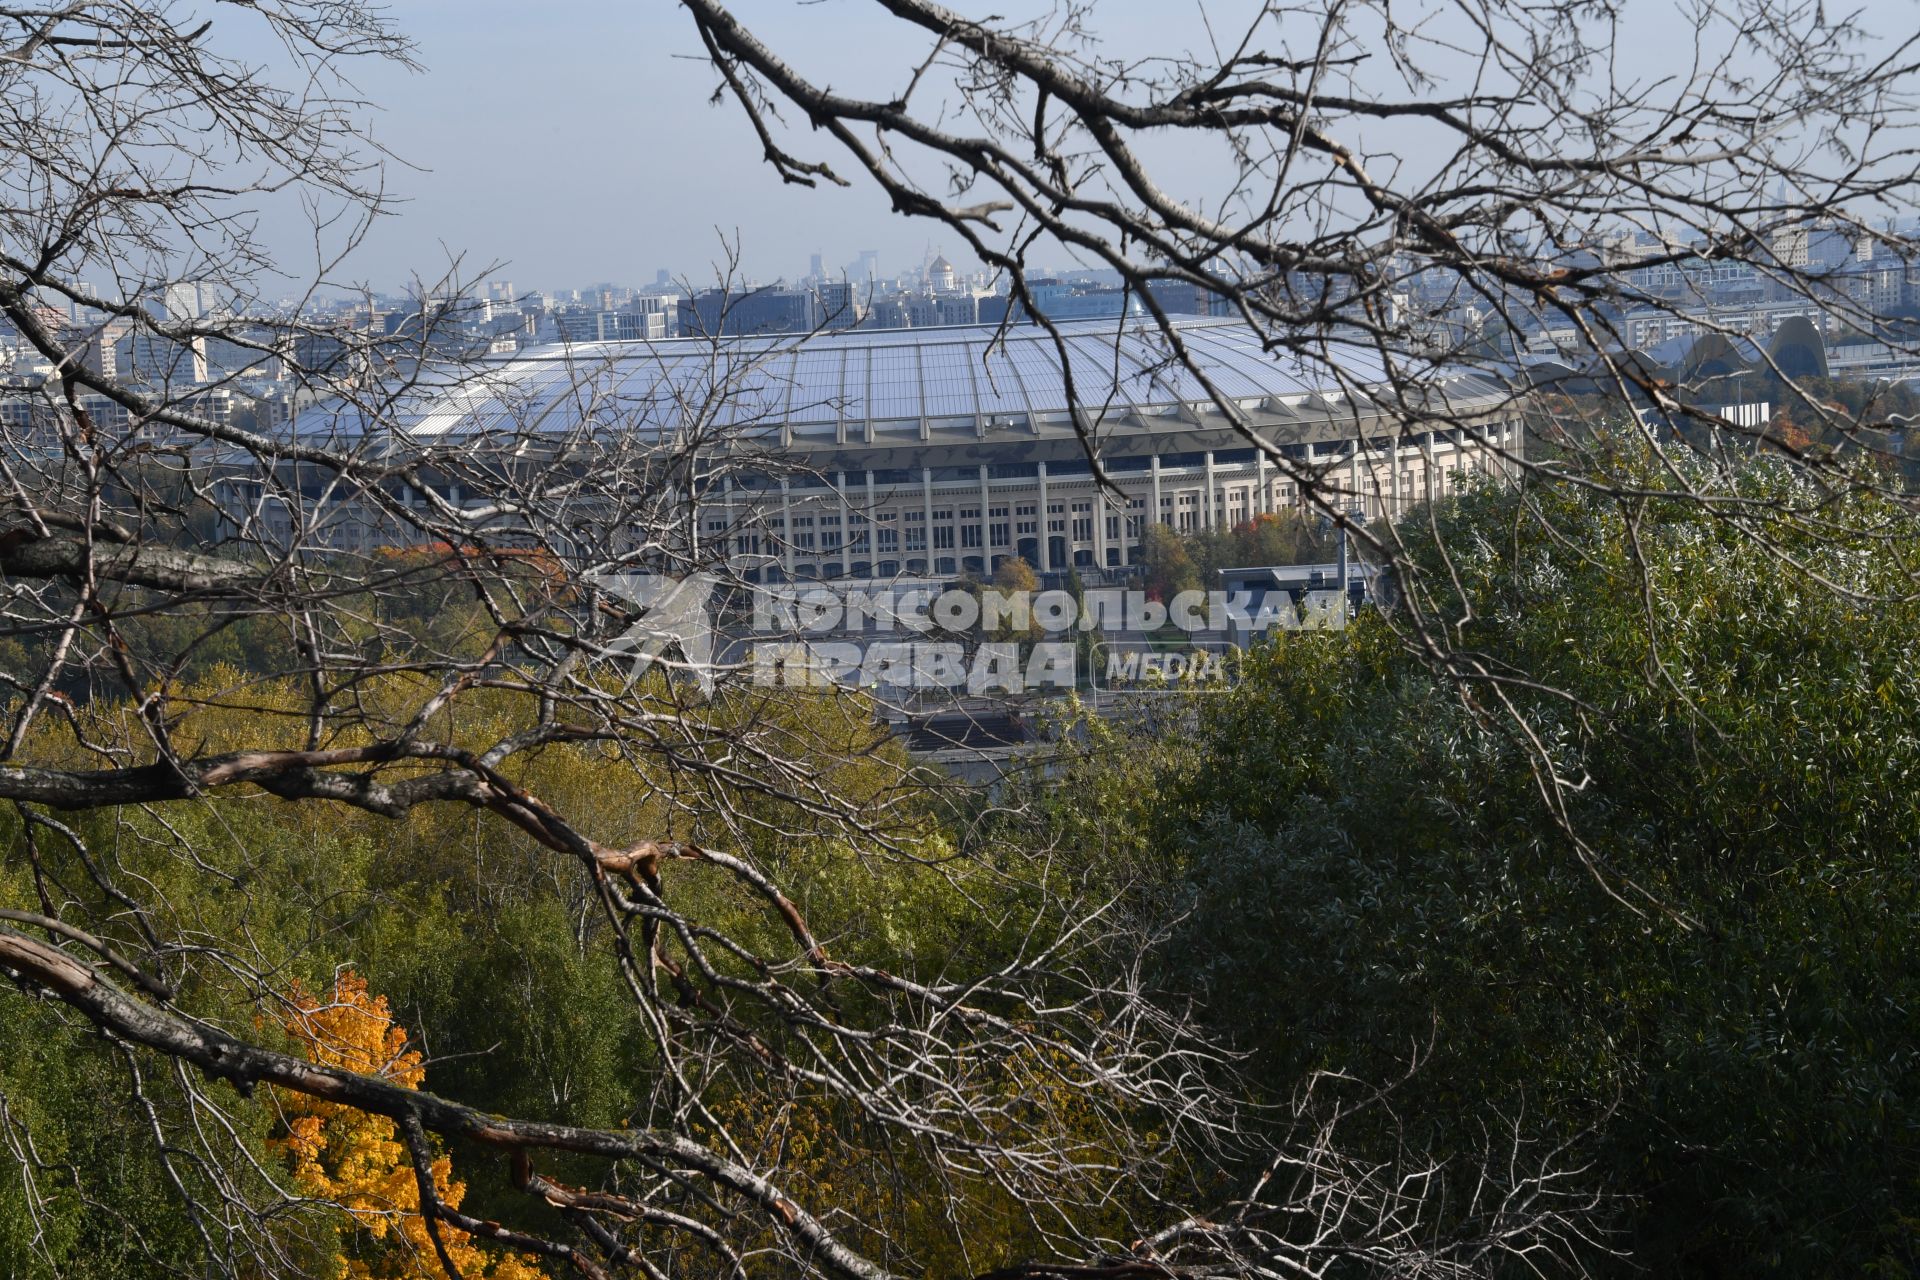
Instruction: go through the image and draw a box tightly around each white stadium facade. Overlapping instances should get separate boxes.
[295,317,1523,579]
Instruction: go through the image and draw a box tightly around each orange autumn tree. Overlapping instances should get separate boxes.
[273,971,545,1280]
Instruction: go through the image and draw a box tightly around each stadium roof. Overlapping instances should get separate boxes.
[293,317,1501,445]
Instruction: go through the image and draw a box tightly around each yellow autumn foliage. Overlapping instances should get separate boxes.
[272,971,546,1280]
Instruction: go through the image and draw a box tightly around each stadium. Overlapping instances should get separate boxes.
[294,316,1523,578]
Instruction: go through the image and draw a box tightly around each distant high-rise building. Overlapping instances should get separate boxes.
[555,308,666,343]
[862,291,972,329]
[289,331,353,375]
[120,328,207,385]
[854,249,879,282]
[976,280,1148,326]
[932,293,977,326]
[62,315,132,379]
[162,281,214,322]
[815,280,861,329]
[865,296,909,329]
[1145,281,1220,316]
[679,287,816,337]
[19,298,69,339]
[631,291,680,338]
[809,252,824,281]
[202,325,282,379]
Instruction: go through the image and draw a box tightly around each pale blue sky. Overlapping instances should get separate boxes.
[228,0,1917,295]
[262,0,1176,292]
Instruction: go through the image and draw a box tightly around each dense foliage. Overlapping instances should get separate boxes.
[1138,510,1335,600]
[0,670,1142,1278]
[1109,451,1920,1275]
[13,440,1920,1276]
[273,971,547,1280]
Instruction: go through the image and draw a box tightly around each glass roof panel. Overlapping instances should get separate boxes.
[970,342,1028,416]
[510,364,607,433]
[1319,340,1389,384]
[596,354,719,434]
[480,366,591,428]
[1140,347,1208,402]
[296,403,372,441]
[714,350,798,426]
[1178,330,1272,399]
[398,362,520,437]
[1061,335,1124,408]
[869,345,922,419]
[1210,327,1386,392]
[918,343,978,417]
[1204,341,1315,398]
[786,348,843,424]
[1004,339,1067,411]
[1108,333,1178,409]
[297,318,1479,443]
[838,346,869,424]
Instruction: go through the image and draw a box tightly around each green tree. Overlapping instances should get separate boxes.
[1126,446,1920,1277]
[1140,524,1203,603]
[982,555,1041,643]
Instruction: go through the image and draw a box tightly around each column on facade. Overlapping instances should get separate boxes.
[1349,438,1362,517]
[1255,449,1270,516]
[978,464,992,568]
[1092,485,1108,567]
[921,467,935,571]
[865,471,879,569]
[1202,451,1216,529]
[834,471,849,570]
[1035,460,1051,572]
[1149,453,1163,531]
[780,480,795,575]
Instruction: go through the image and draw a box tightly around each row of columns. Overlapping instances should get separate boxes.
[721,423,1512,575]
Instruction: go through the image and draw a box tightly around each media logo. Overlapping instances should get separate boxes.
[594,571,720,694]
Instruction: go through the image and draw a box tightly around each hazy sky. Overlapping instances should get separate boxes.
[243,0,1353,293]
[256,0,1116,293]
[236,0,1916,296]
